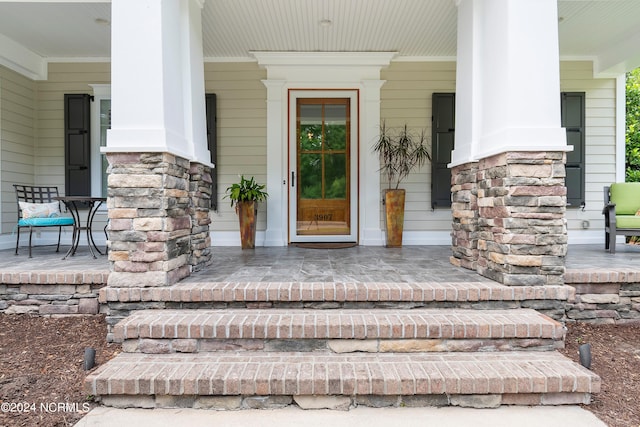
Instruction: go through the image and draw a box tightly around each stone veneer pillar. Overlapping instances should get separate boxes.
[189,162,213,272]
[476,151,567,286]
[106,152,195,287]
[450,162,479,271]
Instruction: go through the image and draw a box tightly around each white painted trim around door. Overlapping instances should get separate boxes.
[257,52,392,246]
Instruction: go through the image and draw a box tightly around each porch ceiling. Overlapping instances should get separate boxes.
[0,0,639,79]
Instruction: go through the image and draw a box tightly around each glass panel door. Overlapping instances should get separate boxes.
[296,98,350,236]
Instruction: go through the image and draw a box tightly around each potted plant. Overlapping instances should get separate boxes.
[373,122,431,247]
[225,175,268,249]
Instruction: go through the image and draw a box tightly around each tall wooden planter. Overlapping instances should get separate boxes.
[384,189,406,247]
[237,201,257,249]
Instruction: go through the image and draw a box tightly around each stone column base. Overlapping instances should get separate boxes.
[450,162,479,271]
[450,152,568,287]
[189,162,213,272]
[106,152,203,287]
[477,151,567,286]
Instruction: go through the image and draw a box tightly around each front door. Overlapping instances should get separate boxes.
[289,93,358,243]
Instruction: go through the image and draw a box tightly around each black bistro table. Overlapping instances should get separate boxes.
[54,196,107,259]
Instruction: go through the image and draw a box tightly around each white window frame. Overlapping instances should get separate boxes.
[89,84,111,197]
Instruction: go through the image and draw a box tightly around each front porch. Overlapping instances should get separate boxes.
[4,243,640,281]
[4,243,639,410]
[2,243,639,323]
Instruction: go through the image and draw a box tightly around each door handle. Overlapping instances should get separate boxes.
[291,171,295,187]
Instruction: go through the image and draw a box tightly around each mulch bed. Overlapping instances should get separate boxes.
[0,314,638,426]
[560,322,640,427]
[0,315,119,427]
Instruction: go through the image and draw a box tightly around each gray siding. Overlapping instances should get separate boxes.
[0,65,36,233]
[204,62,268,232]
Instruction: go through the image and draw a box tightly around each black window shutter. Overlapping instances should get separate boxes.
[561,92,586,208]
[64,94,91,197]
[431,93,456,209]
[205,93,218,211]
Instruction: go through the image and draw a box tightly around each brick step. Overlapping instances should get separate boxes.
[114,308,564,354]
[85,351,600,409]
[101,282,572,305]
[100,282,572,303]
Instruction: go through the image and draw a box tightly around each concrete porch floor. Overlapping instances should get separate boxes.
[2,243,640,281]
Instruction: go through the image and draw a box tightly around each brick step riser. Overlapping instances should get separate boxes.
[85,352,600,407]
[104,300,567,340]
[122,337,563,354]
[106,300,565,311]
[99,392,592,410]
[100,283,572,306]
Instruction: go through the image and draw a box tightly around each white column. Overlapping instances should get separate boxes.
[263,79,287,247]
[360,80,385,246]
[183,0,212,166]
[451,0,480,167]
[106,0,207,162]
[451,0,568,167]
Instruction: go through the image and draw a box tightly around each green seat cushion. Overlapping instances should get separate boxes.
[615,215,640,229]
[18,217,74,227]
[610,183,640,215]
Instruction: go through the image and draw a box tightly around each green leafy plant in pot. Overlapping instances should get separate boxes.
[225,175,268,249]
[373,122,431,247]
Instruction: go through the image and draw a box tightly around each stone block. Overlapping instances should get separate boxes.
[501,394,541,405]
[355,395,400,408]
[294,395,352,410]
[328,340,378,353]
[566,310,597,320]
[450,394,501,408]
[130,251,166,263]
[108,208,138,219]
[508,164,551,178]
[75,284,91,294]
[108,174,162,188]
[155,395,196,408]
[101,395,155,409]
[505,255,542,267]
[78,298,99,314]
[580,294,620,304]
[5,304,39,314]
[121,340,139,352]
[139,339,171,354]
[109,219,133,231]
[108,271,169,287]
[39,304,78,315]
[379,339,446,353]
[242,396,292,409]
[172,339,198,353]
[31,294,72,301]
[194,396,243,410]
[200,339,264,352]
[133,217,163,231]
[401,395,450,407]
[265,339,326,352]
[540,392,591,405]
[595,310,620,319]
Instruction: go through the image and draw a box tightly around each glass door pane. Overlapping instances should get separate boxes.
[296,99,350,236]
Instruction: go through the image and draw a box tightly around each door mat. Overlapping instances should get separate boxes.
[292,242,357,249]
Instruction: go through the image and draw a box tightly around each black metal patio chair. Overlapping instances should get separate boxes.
[14,185,75,257]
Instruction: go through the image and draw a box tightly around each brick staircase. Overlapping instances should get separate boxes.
[86,280,600,410]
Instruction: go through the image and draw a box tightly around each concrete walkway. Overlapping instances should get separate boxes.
[75,406,607,427]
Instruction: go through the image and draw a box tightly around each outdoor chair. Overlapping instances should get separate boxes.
[603,183,640,253]
[14,185,75,257]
